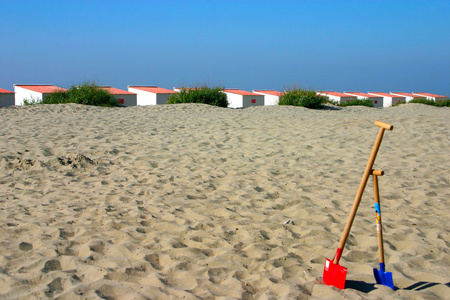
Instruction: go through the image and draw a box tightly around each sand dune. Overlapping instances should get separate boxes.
[0,103,448,299]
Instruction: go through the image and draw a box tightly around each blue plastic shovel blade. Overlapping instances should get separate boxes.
[373,267,381,284]
[374,263,395,290]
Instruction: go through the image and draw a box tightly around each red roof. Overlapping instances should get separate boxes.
[16,85,67,93]
[412,92,446,98]
[0,88,14,93]
[344,91,380,98]
[222,89,259,96]
[253,90,285,97]
[368,92,404,98]
[319,91,353,97]
[129,86,177,94]
[390,92,416,97]
[100,87,135,95]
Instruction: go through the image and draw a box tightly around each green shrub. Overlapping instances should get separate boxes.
[439,99,450,107]
[408,98,435,106]
[67,82,117,106]
[338,99,374,107]
[32,82,118,107]
[40,89,71,104]
[23,97,41,105]
[168,85,229,107]
[409,97,450,107]
[278,89,325,109]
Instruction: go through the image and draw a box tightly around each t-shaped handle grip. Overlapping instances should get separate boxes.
[375,121,393,130]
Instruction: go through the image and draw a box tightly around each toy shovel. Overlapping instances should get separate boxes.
[372,170,395,290]
[323,121,393,289]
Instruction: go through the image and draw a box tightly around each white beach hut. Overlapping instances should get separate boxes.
[0,88,15,106]
[412,92,447,102]
[14,84,67,106]
[343,91,383,107]
[100,87,137,106]
[389,92,421,102]
[317,91,356,105]
[252,90,285,105]
[222,89,264,108]
[368,92,405,107]
[127,86,177,106]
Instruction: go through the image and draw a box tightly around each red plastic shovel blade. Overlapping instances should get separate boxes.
[323,258,347,289]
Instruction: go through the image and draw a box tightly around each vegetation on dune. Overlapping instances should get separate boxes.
[24,82,118,107]
[278,88,326,109]
[168,85,229,107]
[337,98,374,107]
[407,97,450,107]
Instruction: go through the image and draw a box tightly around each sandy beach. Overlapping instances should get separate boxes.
[0,103,448,299]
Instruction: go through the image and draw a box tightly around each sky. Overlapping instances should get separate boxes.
[1,0,449,96]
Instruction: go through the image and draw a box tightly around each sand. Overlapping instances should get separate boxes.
[0,103,448,299]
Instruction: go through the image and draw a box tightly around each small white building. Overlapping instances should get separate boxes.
[14,84,67,106]
[412,92,447,102]
[343,91,383,107]
[0,88,15,106]
[100,87,137,106]
[252,90,285,105]
[389,92,421,102]
[127,86,177,105]
[317,91,356,105]
[368,92,405,107]
[222,89,264,108]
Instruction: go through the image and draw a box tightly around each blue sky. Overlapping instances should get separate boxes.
[1,0,449,96]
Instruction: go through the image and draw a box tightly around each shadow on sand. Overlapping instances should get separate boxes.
[403,281,449,291]
[346,280,378,292]
[346,280,449,293]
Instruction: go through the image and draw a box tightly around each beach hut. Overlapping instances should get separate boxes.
[368,92,405,107]
[222,89,264,108]
[0,88,15,106]
[14,84,67,106]
[317,91,356,105]
[412,92,447,102]
[389,92,421,102]
[100,87,137,106]
[252,90,285,105]
[343,92,383,107]
[127,86,177,106]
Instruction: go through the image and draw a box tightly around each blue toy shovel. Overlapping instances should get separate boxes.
[372,170,395,290]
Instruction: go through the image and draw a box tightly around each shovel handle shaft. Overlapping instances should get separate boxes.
[374,174,386,264]
[333,122,392,264]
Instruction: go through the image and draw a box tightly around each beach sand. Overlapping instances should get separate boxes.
[0,103,448,299]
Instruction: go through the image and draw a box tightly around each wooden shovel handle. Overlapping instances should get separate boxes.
[371,170,384,176]
[333,122,393,264]
[373,173,385,264]
[375,121,393,131]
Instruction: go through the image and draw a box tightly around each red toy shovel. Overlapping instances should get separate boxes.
[323,121,393,289]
